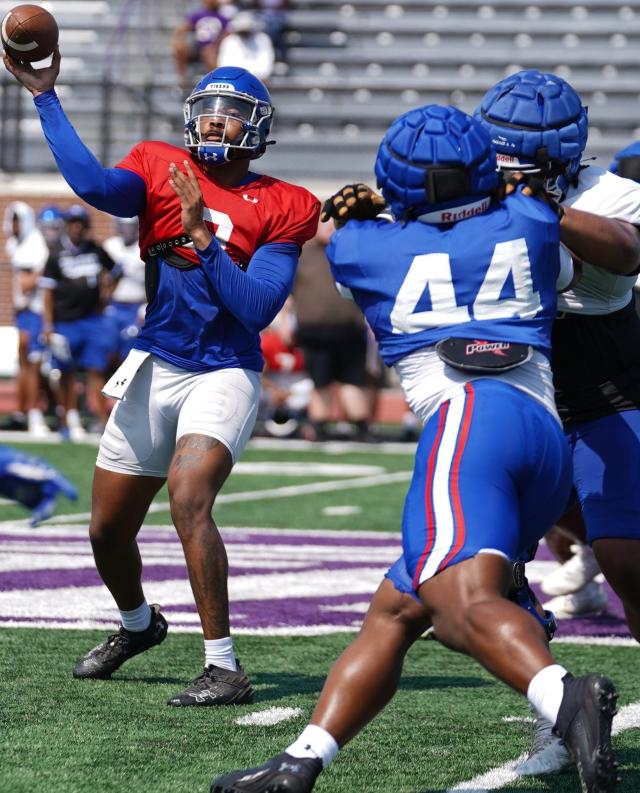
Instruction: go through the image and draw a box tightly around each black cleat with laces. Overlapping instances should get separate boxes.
[72,603,168,679]
[554,673,620,793]
[211,752,322,793]
[167,661,254,706]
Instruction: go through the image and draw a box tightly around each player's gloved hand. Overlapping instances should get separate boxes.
[504,171,564,219]
[320,183,387,227]
[0,445,78,526]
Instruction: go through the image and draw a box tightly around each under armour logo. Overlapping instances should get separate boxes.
[243,194,259,204]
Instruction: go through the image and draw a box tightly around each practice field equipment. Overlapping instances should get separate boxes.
[1,4,58,63]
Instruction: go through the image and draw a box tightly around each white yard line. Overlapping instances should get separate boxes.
[234,707,303,726]
[6,471,411,528]
[447,701,640,792]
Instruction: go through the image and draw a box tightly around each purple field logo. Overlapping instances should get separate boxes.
[0,521,628,637]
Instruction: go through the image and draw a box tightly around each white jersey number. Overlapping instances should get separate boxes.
[390,237,542,334]
[203,208,234,250]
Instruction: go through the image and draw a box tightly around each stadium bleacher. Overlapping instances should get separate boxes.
[0,0,639,181]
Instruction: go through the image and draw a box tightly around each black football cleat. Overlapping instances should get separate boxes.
[167,661,254,706]
[211,752,322,793]
[554,673,620,793]
[73,604,168,679]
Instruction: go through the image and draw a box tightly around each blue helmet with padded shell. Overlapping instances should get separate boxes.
[475,70,588,200]
[184,66,274,164]
[374,104,499,223]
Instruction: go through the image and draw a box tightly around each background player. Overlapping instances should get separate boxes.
[41,204,119,439]
[475,70,640,775]
[102,217,147,365]
[3,201,50,436]
[211,106,617,793]
[3,50,319,706]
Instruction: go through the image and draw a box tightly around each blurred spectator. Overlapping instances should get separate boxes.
[172,0,236,88]
[3,200,51,436]
[259,299,313,437]
[243,0,288,62]
[217,12,275,83]
[40,205,119,440]
[0,445,78,526]
[292,219,374,441]
[37,204,64,254]
[102,217,146,366]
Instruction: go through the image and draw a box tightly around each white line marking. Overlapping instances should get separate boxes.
[501,716,535,724]
[322,506,362,516]
[234,462,386,476]
[555,636,639,647]
[234,707,303,726]
[12,471,411,527]
[447,700,640,791]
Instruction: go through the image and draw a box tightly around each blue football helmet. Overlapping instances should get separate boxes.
[476,70,588,201]
[610,140,640,181]
[37,204,63,226]
[374,104,499,222]
[184,66,274,164]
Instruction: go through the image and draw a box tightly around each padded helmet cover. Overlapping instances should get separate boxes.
[476,70,588,178]
[375,104,499,221]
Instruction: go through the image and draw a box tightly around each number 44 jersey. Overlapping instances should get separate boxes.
[328,190,566,368]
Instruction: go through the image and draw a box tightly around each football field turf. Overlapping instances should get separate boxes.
[1,437,638,792]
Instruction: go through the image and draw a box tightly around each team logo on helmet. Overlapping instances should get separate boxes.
[374,104,499,223]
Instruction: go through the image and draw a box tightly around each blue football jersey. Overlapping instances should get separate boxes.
[328,191,561,366]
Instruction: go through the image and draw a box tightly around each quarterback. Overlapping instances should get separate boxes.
[3,49,319,706]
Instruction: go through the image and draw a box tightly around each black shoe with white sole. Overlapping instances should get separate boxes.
[211,752,322,793]
[73,604,168,679]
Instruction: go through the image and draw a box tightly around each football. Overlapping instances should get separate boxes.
[1,4,58,63]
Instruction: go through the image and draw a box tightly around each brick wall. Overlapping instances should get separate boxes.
[0,195,116,325]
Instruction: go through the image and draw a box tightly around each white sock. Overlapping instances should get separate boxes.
[204,637,237,671]
[66,408,81,428]
[527,664,569,725]
[120,601,152,633]
[286,725,340,768]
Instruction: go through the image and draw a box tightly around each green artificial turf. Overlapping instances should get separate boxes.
[0,630,638,793]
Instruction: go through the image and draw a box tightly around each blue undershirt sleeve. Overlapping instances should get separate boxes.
[196,239,300,335]
[33,89,146,217]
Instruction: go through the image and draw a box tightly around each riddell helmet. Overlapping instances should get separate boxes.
[184,66,274,164]
[476,70,588,200]
[374,104,499,223]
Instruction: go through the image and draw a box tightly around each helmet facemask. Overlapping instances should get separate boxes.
[184,90,273,164]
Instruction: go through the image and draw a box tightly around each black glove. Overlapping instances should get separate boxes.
[320,183,387,226]
[504,172,564,219]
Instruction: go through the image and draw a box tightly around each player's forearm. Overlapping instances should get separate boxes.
[33,90,146,216]
[560,206,640,275]
[196,239,298,334]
